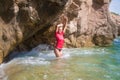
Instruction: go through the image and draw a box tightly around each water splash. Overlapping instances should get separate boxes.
[0,64,8,80]
[0,37,120,80]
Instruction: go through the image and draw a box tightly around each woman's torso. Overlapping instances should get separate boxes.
[55,31,64,49]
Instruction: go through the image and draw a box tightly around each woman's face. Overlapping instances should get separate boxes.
[58,27,63,33]
[57,23,63,33]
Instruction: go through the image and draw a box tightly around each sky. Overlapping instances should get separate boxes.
[109,0,120,14]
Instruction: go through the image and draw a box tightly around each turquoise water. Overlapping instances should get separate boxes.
[0,38,120,80]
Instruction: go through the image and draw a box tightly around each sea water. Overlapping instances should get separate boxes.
[0,37,120,80]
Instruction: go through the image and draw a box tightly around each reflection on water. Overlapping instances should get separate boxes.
[0,38,120,80]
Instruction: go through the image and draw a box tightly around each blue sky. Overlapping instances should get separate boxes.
[109,0,120,14]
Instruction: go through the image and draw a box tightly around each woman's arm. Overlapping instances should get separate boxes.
[62,16,68,33]
[55,25,59,32]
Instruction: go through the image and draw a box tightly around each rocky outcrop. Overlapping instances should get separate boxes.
[0,0,120,63]
[0,0,68,63]
[15,0,118,50]
[110,13,120,36]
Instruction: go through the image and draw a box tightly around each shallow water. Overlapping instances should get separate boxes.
[0,38,120,80]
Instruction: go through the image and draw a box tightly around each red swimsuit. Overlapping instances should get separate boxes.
[55,31,64,49]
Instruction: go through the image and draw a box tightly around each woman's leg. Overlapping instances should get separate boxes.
[54,48,62,57]
[59,50,63,57]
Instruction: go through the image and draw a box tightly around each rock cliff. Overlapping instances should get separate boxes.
[0,0,119,63]
[0,0,68,63]
[110,13,120,36]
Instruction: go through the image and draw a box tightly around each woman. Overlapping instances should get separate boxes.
[54,15,68,58]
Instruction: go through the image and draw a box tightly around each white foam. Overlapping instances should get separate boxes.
[62,53,70,59]
[0,65,8,80]
[9,57,50,66]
